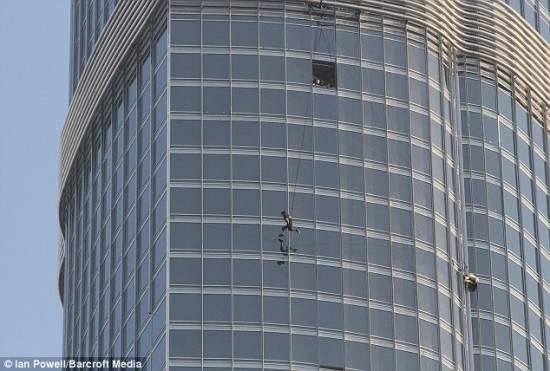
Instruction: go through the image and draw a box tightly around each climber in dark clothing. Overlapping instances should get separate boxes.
[279,210,300,237]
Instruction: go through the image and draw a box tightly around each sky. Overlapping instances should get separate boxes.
[0,0,70,357]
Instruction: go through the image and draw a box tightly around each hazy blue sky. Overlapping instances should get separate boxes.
[0,0,70,356]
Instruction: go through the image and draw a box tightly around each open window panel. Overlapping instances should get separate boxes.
[312,60,336,89]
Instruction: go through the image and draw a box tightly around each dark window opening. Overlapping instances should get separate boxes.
[313,60,336,88]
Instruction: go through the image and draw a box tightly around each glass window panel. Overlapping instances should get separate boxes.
[171,86,201,112]
[264,332,290,361]
[170,119,201,147]
[395,313,418,344]
[386,72,408,101]
[317,229,341,259]
[263,259,288,289]
[410,111,430,141]
[171,18,201,46]
[340,164,364,193]
[316,195,340,224]
[260,55,285,82]
[203,188,231,215]
[384,38,406,68]
[408,44,426,74]
[318,265,342,295]
[312,25,335,54]
[232,121,259,148]
[392,243,414,272]
[288,124,314,153]
[231,20,258,47]
[170,187,201,215]
[286,24,310,51]
[410,78,428,107]
[232,87,259,114]
[315,160,339,188]
[415,212,434,244]
[170,222,201,251]
[341,198,366,227]
[263,295,289,325]
[204,330,231,358]
[260,21,284,49]
[337,28,360,57]
[419,319,439,350]
[363,68,385,96]
[233,259,262,287]
[367,237,390,267]
[233,224,261,251]
[290,262,316,291]
[170,293,201,322]
[232,54,259,80]
[362,30,383,63]
[389,173,412,202]
[338,63,361,91]
[203,294,231,322]
[339,130,363,158]
[233,154,260,181]
[262,190,287,218]
[413,178,432,210]
[388,139,411,168]
[338,96,362,124]
[466,77,481,105]
[234,294,261,323]
[203,87,230,115]
[292,334,317,363]
[346,340,369,369]
[261,88,286,115]
[169,329,201,357]
[497,88,513,120]
[262,121,286,149]
[171,53,201,79]
[369,273,392,303]
[412,145,431,174]
[416,250,436,280]
[261,156,287,183]
[363,134,388,163]
[203,223,231,251]
[203,258,231,285]
[367,202,389,232]
[234,330,261,359]
[344,268,367,297]
[313,93,337,121]
[394,278,417,309]
[170,257,201,285]
[364,101,386,129]
[288,90,313,118]
[204,154,230,180]
[203,20,229,46]
[291,297,317,327]
[315,126,339,154]
[365,168,388,198]
[233,189,260,216]
[287,57,311,85]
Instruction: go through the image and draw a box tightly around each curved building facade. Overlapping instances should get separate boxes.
[59,1,549,370]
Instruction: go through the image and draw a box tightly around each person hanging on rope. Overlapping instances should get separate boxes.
[279,210,300,237]
[463,272,479,292]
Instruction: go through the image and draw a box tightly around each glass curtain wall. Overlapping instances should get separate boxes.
[459,57,550,370]
[168,1,466,370]
[61,6,168,370]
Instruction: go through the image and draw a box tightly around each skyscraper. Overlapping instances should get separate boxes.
[59,0,549,370]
